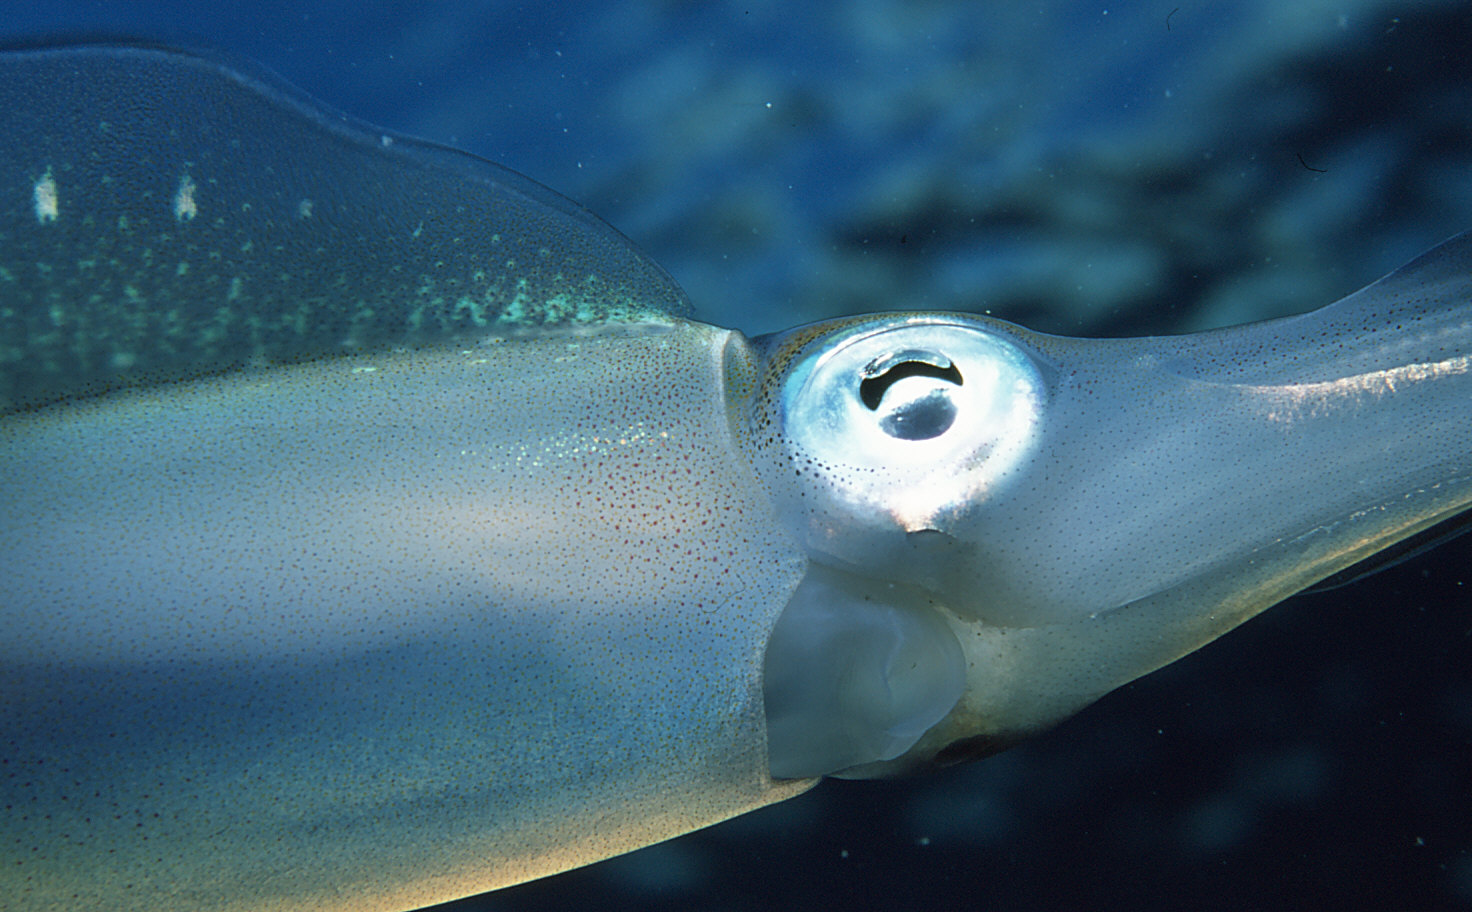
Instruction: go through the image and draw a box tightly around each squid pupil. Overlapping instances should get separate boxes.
[858,359,962,410]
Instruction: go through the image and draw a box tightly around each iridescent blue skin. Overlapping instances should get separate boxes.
[1,42,1469,912]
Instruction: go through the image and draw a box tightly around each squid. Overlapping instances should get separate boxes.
[1,41,1468,912]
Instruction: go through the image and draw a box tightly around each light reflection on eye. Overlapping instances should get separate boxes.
[776,317,1046,529]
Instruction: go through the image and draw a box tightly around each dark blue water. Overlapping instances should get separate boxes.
[6,3,1470,910]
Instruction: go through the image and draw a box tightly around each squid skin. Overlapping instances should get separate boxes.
[1,41,1471,912]
[3,327,813,911]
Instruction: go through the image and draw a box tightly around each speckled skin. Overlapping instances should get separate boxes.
[0,43,689,415]
[0,43,799,910]
[2,326,810,911]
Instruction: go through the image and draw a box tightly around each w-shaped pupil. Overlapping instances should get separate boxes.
[859,360,963,410]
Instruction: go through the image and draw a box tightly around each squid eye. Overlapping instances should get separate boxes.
[770,317,1047,531]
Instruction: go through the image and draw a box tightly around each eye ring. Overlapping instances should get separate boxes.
[771,316,1047,529]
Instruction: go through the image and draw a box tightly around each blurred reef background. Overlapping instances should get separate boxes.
[5,2,1471,910]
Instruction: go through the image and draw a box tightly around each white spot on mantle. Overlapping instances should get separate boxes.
[174,174,198,221]
[33,169,59,223]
